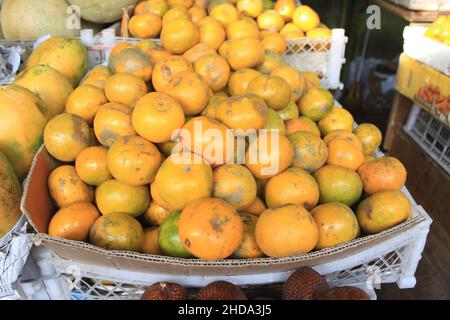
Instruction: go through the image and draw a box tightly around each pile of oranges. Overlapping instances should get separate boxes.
[32,0,413,262]
[127,0,331,43]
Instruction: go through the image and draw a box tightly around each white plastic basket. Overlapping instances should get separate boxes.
[403,26,450,77]
[404,104,450,175]
[15,203,431,300]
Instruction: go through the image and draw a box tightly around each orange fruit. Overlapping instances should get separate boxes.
[224,37,265,70]
[128,13,162,39]
[95,179,150,216]
[247,75,292,110]
[278,100,299,121]
[162,70,212,115]
[144,201,172,226]
[110,48,154,82]
[307,27,332,51]
[298,87,334,121]
[257,51,285,75]
[107,136,162,186]
[48,165,94,208]
[314,165,363,206]
[152,55,193,92]
[245,131,294,180]
[274,0,296,22]
[209,3,239,28]
[300,71,321,88]
[255,204,318,257]
[233,213,265,259]
[132,92,185,143]
[292,5,320,32]
[280,22,301,34]
[104,73,147,107]
[265,108,286,135]
[153,152,213,211]
[215,94,268,132]
[81,65,112,90]
[243,197,267,217]
[261,32,287,55]
[48,202,100,241]
[75,146,112,186]
[168,0,194,8]
[257,10,285,32]
[354,123,383,156]
[357,156,407,194]
[311,202,359,249]
[198,16,226,50]
[228,68,262,96]
[271,65,306,101]
[146,47,172,64]
[44,113,90,162]
[281,30,306,40]
[109,43,135,63]
[213,164,257,210]
[180,116,235,166]
[161,18,200,54]
[93,103,136,147]
[356,190,412,234]
[182,43,216,64]
[226,17,261,40]
[285,116,320,136]
[179,198,244,260]
[265,167,319,210]
[89,213,144,252]
[135,0,169,17]
[288,131,328,173]
[162,6,190,25]
[194,53,231,92]
[237,0,264,18]
[318,107,354,137]
[200,94,227,118]
[189,6,207,24]
[323,130,363,151]
[65,84,107,125]
[327,139,365,171]
[142,227,162,255]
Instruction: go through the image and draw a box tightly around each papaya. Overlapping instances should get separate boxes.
[0,151,22,238]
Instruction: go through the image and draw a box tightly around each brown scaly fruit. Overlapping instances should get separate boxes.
[282,267,329,300]
[141,282,188,300]
[197,281,247,300]
[318,286,370,300]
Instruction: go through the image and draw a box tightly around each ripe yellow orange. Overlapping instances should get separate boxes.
[189,6,207,24]
[104,73,147,107]
[261,32,287,55]
[93,103,136,147]
[194,53,231,92]
[198,16,226,50]
[233,213,264,259]
[213,164,257,210]
[292,5,320,32]
[182,43,216,63]
[257,10,285,32]
[354,123,383,156]
[135,0,169,17]
[152,55,193,92]
[144,201,172,226]
[107,136,162,186]
[237,0,264,18]
[327,139,365,171]
[226,17,261,40]
[274,0,296,22]
[271,65,306,101]
[65,84,107,125]
[132,92,185,143]
[128,13,162,39]
[75,146,112,186]
[162,6,190,25]
[44,113,90,162]
[225,37,265,70]
[318,107,354,137]
[247,75,292,110]
[160,18,200,54]
[209,3,239,28]
[179,198,244,260]
[228,68,262,96]
[48,165,94,208]
[255,204,318,257]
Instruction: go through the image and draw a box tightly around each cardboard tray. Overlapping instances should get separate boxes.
[19,146,428,276]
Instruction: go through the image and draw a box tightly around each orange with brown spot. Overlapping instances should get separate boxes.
[152,55,193,92]
[194,53,231,92]
[179,198,244,260]
[233,213,264,259]
[110,48,154,82]
[104,73,147,107]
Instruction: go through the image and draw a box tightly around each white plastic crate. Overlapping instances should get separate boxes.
[15,197,431,300]
[404,104,450,175]
[403,26,450,77]
[389,0,450,11]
